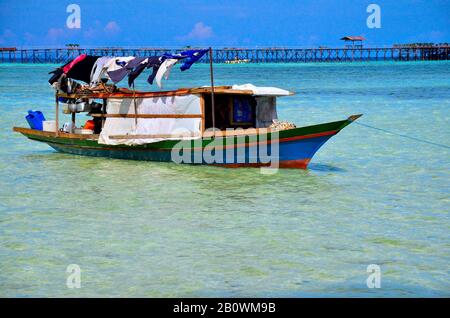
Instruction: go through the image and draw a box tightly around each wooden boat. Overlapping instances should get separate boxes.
[14,86,361,169]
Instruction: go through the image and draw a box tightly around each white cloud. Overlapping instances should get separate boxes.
[83,27,97,39]
[0,29,16,45]
[177,22,213,42]
[14,20,120,46]
[409,30,447,43]
[46,28,66,43]
[104,21,120,34]
[84,21,120,40]
[23,32,36,44]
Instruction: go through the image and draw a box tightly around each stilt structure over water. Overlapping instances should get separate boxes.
[1,45,449,64]
[340,36,366,49]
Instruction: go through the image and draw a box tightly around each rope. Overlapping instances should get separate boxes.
[354,121,450,150]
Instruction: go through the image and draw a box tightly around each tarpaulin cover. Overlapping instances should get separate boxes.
[98,95,202,145]
[255,96,278,128]
[232,83,292,96]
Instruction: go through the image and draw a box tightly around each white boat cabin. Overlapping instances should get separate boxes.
[57,84,294,145]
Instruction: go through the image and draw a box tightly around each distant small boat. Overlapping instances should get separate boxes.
[225,58,251,64]
[13,52,362,169]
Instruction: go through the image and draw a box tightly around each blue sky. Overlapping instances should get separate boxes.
[0,0,448,48]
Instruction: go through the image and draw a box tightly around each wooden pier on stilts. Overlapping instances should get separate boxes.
[1,45,449,64]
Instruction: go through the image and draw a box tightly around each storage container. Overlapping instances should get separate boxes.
[63,122,74,133]
[25,110,45,130]
[43,120,57,132]
[83,120,95,130]
[68,103,77,113]
[62,103,70,114]
[74,128,94,134]
[76,102,92,112]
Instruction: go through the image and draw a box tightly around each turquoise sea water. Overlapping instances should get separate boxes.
[0,61,449,297]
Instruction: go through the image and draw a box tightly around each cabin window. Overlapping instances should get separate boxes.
[203,94,257,130]
[231,96,254,125]
[202,94,278,130]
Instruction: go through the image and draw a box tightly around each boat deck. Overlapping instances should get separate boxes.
[12,126,279,140]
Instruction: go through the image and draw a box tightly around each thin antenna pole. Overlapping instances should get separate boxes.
[209,47,216,132]
[132,82,138,127]
[55,92,59,137]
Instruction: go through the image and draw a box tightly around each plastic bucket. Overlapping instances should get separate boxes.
[25,110,46,130]
[83,120,95,130]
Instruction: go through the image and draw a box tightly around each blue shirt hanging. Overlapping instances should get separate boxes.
[179,49,209,71]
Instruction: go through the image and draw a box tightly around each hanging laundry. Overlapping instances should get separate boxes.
[90,56,114,86]
[107,57,147,84]
[146,57,167,85]
[147,53,186,86]
[86,56,135,86]
[102,56,135,81]
[63,54,87,73]
[179,49,208,71]
[105,56,135,72]
[126,56,165,87]
[48,49,208,88]
[48,68,64,85]
[155,58,178,89]
[162,52,187,60]
[64,55,100,83]
[48,54,88,85]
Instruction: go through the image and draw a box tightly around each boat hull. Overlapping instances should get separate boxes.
[13,115,361,169]
[45,134,332,169]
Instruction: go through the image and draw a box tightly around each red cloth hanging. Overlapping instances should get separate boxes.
[63,54,87,73]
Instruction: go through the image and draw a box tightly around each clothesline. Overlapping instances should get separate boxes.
[48,48,209,90]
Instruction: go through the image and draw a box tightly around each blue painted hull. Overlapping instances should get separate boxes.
[15,114,361,169]
[47,134,333,168]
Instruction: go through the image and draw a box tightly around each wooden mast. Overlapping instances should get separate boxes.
[71,112,76,131]
[132,83,138,126]
[55,93,59,136]
[101,98,106,129]
[209,47,216,133]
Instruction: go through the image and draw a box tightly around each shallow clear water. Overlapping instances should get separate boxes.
[0,61,449,297]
